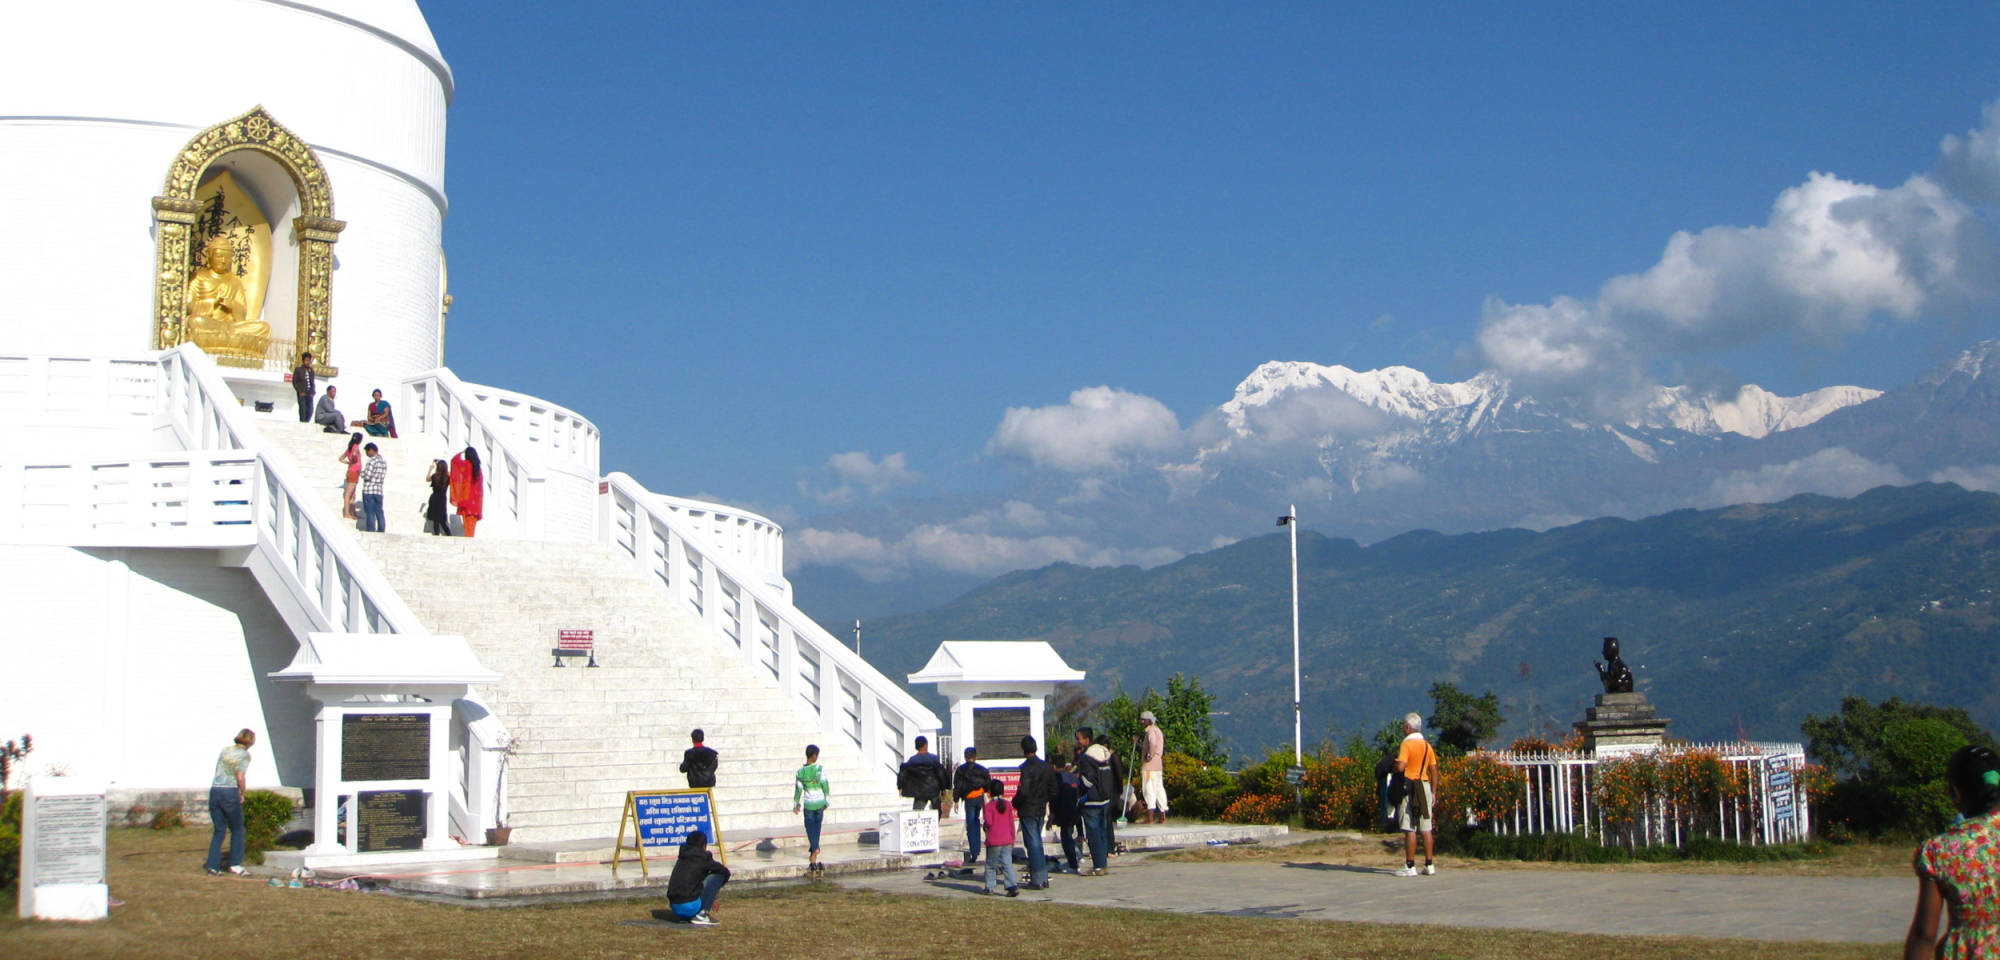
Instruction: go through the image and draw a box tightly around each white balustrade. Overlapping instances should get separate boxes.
[653,493,789,596]
[1482,741,1810,847]
[603,472,939,778]
[399,368,599,543]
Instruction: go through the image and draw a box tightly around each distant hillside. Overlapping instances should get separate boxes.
[853,483,2000,757]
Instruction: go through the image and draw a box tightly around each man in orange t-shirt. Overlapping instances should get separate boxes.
[1393,711,1439,877]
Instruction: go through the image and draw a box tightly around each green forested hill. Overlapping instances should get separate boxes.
[852,483,2000,757]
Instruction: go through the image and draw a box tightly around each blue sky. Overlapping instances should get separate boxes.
[425,3,2000,600]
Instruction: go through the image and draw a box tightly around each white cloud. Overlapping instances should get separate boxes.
[988,386,1183,473]
[1932,464,2000,494]
[792,520,1183,581]
[789,528,900,581]
[1477,107,2000,412]
[1940,100,2000,204]
[1694,448,1910,508]
[799,450,921,504]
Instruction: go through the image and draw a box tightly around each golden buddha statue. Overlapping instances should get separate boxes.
[185,239,269,360]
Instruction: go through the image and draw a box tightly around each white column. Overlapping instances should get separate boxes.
[424,705,454,850]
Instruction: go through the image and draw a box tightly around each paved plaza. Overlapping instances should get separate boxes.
[838,845,1908,945]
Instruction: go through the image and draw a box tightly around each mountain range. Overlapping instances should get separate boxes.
[856,482,2000,757]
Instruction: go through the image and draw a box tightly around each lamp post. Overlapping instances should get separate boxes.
[1276,505,1301,765]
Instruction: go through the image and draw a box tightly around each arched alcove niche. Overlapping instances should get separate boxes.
[152,105,345,376]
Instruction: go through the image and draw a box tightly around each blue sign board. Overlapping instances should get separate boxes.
[634,791,717,847]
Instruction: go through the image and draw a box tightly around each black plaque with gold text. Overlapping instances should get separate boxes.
[356,789,425,852]
[341,713,430,782]
[972,707,1032,761]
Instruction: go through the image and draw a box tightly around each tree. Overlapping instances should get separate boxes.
[1803,696,1998,836]
[1427,682,1504,758]
[1091,674,1228,767]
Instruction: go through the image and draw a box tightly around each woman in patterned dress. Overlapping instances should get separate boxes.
[1907,745,2000,959]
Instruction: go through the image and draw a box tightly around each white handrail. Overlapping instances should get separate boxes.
[158,344,427,636]
[453,379,600,472]
[653,492,788,593]
[604,472,939,777]
[399,367,545,540]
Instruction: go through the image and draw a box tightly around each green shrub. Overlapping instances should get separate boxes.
[1,791,22,897]
[1163,752,1238,821]
[1455,828,1832,864]
[242,790,296,865]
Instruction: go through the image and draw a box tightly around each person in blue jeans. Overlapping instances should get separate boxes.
[1074,727,1116,875]
[953,746,990,864]
[1012,734,1057,890]
[358,443,387,532]
[205,728,255,875]
[1051,751,1085,873]
[662,832,729,926]
[793,743,830,877]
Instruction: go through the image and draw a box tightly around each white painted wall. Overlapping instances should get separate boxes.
[0,545,313,792]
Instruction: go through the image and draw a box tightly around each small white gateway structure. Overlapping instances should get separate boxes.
[907,642,1084,771]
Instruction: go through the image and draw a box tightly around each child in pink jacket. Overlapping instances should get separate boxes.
[981,780,1019,896]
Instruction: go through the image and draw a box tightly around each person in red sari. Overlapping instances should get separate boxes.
[449,446,484,537]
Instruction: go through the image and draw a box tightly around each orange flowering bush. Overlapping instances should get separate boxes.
[1593,754,1663,832]
[1435,753,1525,827]
[1300,754,1378,830]
[1219,792,1289,824]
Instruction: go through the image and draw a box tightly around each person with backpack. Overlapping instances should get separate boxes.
[899,736,947,811]
[680,729,718,789]
[980,779,1021,897]
[1050,750,1085,874]
[1392,712,1441,877]
[793,743,830,877]
[1073,727,1118,876]
[954,746,992,864]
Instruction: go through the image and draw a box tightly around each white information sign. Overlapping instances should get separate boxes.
[877,809,939,854]
[18,778,109,921]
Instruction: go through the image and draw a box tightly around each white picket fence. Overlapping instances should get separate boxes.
[1483,742,1811,847]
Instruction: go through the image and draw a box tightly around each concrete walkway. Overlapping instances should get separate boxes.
[839,851,1909,944]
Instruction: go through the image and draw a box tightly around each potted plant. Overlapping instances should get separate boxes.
[484,734,519,846]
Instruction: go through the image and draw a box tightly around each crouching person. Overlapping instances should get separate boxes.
[664,832,730,926]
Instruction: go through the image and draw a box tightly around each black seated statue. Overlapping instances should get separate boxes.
[1594,636,1634,694]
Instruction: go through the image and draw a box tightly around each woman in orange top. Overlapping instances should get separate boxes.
[449,446,484,537]
[338,432,363,519]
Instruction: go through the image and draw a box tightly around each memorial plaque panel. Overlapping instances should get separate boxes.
[356,789,425,852]
[972,707,1031,760]
[342,713,430,782]
[33,793,107,886]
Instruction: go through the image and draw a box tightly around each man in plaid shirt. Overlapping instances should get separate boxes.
[360,442,388,532]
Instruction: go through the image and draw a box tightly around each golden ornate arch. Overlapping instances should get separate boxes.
[152,105,345,374]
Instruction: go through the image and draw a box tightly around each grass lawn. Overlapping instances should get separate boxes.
[0,828,1889,960]
[1162,829,1915,877]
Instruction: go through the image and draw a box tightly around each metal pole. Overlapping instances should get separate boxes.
[853,619,861,656]
[1288,504,1301,765]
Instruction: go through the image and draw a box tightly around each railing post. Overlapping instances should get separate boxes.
[773,613,797,703]
[858,693,884,778]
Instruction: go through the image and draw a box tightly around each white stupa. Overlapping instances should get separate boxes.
[0,1,935,867]
[0,0,450,409]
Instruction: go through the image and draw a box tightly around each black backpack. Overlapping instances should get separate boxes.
[1081,754,1118,803]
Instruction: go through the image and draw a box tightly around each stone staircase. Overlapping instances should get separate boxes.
[255,418,456,533]
[251,417,908,842]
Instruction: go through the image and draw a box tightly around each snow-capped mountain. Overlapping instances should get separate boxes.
[1216,360,1880,443]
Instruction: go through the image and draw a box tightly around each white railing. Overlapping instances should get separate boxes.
[1482,742,1810,847]
[0,454,258,545]
[0,354,161,430]
[399,368,599,543]
[654,493,788,596]
[603,472,939,779]
[454,380,599,473]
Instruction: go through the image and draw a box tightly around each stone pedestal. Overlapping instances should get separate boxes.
[1574,692,1671,757]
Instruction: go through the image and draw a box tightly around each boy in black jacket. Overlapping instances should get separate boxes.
[681,729,718,789]
[1014,735,1058,889]
[953,746,991,864]
[661,832,729,926]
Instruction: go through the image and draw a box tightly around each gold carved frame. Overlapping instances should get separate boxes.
[152,105,345,374]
